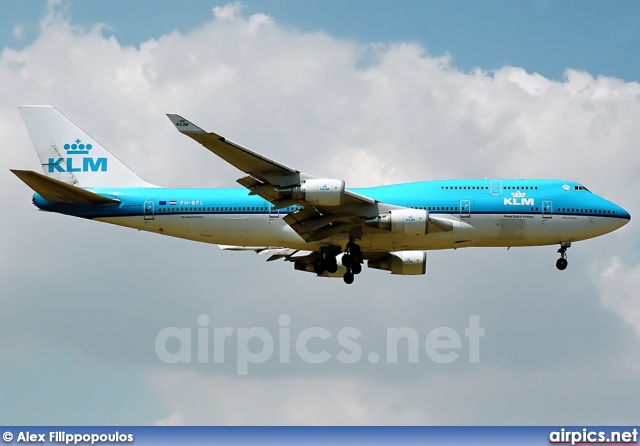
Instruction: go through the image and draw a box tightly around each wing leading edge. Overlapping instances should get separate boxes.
[166,114,384,242]
[166,114,301,187]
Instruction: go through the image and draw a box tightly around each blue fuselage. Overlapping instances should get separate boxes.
[33,178,630,252]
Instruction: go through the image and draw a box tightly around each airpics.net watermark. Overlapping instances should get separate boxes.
[155,315,484,375]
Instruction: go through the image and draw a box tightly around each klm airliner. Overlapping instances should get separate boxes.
[12,106,630,284]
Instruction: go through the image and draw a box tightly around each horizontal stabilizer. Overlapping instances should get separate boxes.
[11,169,120,205]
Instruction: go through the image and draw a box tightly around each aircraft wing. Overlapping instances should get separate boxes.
[218,244,345,277]
[218,244,315,262]
[167,114,383,242]
[166,114,302,187]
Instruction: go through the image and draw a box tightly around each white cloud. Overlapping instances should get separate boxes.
[149,362,640,425]
[213,3,245,21]
[1,2,639,425]
[595,257,640,336]
[149,371,432,425]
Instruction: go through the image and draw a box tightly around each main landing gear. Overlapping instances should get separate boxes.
[313,250,338,275]
[313,242,363,284]
[556,241,571,271]
[341,241,363,285]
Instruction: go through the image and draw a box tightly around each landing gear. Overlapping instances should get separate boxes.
[556,258,568,270]
[313,256,326,275]
[343,271,355,285]
[342,241,363,284]
[313,250,338,275]
[312,242,363,284]
[556,241,571,271]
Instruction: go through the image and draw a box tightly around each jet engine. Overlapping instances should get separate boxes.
[284,179,345,206]
[365,209,429,236]
[368,251,427,275]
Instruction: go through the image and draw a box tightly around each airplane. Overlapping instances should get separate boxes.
[11,105,631,284]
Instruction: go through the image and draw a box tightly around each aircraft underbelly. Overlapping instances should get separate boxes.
[97,214,307,247]
[96,211,614,252]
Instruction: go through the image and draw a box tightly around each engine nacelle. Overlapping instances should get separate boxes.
[365,209,429,236]
[368,251,427,275]
[287,179,345,206]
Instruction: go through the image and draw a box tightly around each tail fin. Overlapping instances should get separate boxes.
[18,105,151,188]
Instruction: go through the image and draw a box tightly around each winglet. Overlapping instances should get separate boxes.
[166,114,207,133]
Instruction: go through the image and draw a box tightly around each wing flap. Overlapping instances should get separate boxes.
[237,175,281,202]
[217,244,315,263]
[11,169,120,205]
[344,189,376,205]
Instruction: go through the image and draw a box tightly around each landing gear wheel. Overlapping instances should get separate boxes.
[341,241,362,283]
[313,257,326,275]
[556,242,570,271]
[343,271,354,284]
[326,260,339,274]
[556,258,568,270]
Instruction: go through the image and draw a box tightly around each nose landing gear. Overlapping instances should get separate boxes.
[556,242,571,270]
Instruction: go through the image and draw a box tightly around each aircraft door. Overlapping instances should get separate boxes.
[542,200,552,219]
[144,201,154,220]
[490,180,502,196]
[268,203,279,222]
[460,200,471,219]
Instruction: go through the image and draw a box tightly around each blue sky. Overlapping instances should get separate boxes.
[1,0,640,426]
[3,0,640,81]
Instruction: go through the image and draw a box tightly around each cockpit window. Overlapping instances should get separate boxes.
[574,185,591,192]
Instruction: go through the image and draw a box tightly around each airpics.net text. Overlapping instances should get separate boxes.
[155,315,484,375]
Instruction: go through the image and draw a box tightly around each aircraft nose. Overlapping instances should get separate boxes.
[611,201,631,227]
[618,206,631,223]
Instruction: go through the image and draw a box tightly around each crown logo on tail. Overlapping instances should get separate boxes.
[63,139,93,155]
